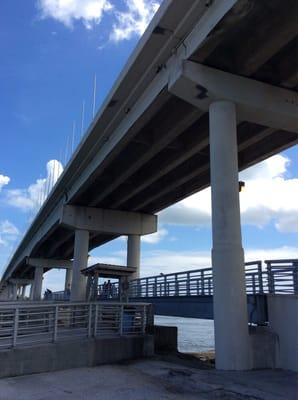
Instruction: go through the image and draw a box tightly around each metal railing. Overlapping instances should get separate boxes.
[266,259,298,294]
[46,259,298,301]
[0,302,152,350]
[129,259,298,298]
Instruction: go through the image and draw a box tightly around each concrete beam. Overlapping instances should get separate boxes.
[60,205,157,235]
[27,257,73,269]
[89,102,201,207]
[111,121,209,209]
[169,61,298,134]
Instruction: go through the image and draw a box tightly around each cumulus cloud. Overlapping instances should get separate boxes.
[139,246,298,276]
[110,0,160,42]
[0,220,20,248]
[160,153,298,233]
[37,0,113,29]
[117,226,168,245]
[0,174,10,192]
[5,160,63,212]
[142,227,168,244]
[37,0,161,41]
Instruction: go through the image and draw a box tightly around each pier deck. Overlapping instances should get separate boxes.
[0,358,296,400]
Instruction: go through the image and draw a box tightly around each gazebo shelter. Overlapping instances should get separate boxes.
[81,263,137,301]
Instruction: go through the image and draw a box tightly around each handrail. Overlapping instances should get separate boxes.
[129,259,298,297]
[47,259,298,301]
[0,302,153,350]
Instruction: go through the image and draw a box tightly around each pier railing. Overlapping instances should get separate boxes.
[0,302,152,350]
[129,259,298,298]
[46,259,298,301]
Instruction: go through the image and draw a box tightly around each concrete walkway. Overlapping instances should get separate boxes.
[0,359,297,400]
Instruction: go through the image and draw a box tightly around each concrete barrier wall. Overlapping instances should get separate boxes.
[0,335,154,378]
[267,294,298,372]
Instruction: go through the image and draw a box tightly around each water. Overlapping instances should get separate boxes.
[154,315,214,353]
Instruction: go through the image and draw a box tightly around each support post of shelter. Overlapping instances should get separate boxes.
[209,100,251,370]
[70,229,89,301]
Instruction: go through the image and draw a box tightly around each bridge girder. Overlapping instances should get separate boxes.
[169,60,298,134]
[60,205,157,236]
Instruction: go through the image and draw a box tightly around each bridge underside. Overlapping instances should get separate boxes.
[7,0,297,281]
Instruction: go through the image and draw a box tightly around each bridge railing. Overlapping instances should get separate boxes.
[129,259,298,298]
[0,302,152,350]
[265,259,298,294]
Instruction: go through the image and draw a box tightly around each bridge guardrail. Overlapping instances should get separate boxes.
[0,302,152,350]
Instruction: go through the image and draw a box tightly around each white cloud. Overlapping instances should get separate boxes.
[110,0,160,42]
[37,0,161,42]
[0,220,19,236]
[0,174,10,192]
[5,160,63,212]
[37,0,113,29]
[117,226,168,245]
[160,153,298,233]
[0,220,20,248]
[140,246,298,277]
[142,227,168,244]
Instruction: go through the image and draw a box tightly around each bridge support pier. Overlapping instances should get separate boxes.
[64,268,73,292]
[20,285,26,299]
[11,284,17,301]
[32,267,44,301]
[127,234,141,280]
[70,229,88,301]
[209,100,250,370]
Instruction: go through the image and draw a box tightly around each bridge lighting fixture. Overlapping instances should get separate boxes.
[239,181,245,192]
[108,99,118,108]
[152,26,167,35]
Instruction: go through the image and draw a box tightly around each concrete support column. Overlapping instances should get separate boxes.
[29,284,34,300]
[21,285,26,299]
[127,234,141,280]
[209,101,250,370]
[33,267,44,301]
[70,229,89,302]
[64,268,73,292]
[12,284,17,301]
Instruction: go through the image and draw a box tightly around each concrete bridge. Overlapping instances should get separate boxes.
[1,0,297,371]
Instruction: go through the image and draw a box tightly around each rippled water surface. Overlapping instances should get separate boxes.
[154,315,214,353]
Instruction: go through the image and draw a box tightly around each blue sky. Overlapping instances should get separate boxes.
[0,0,297,291]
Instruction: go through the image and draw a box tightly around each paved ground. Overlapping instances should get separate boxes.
[0,358,297,400]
